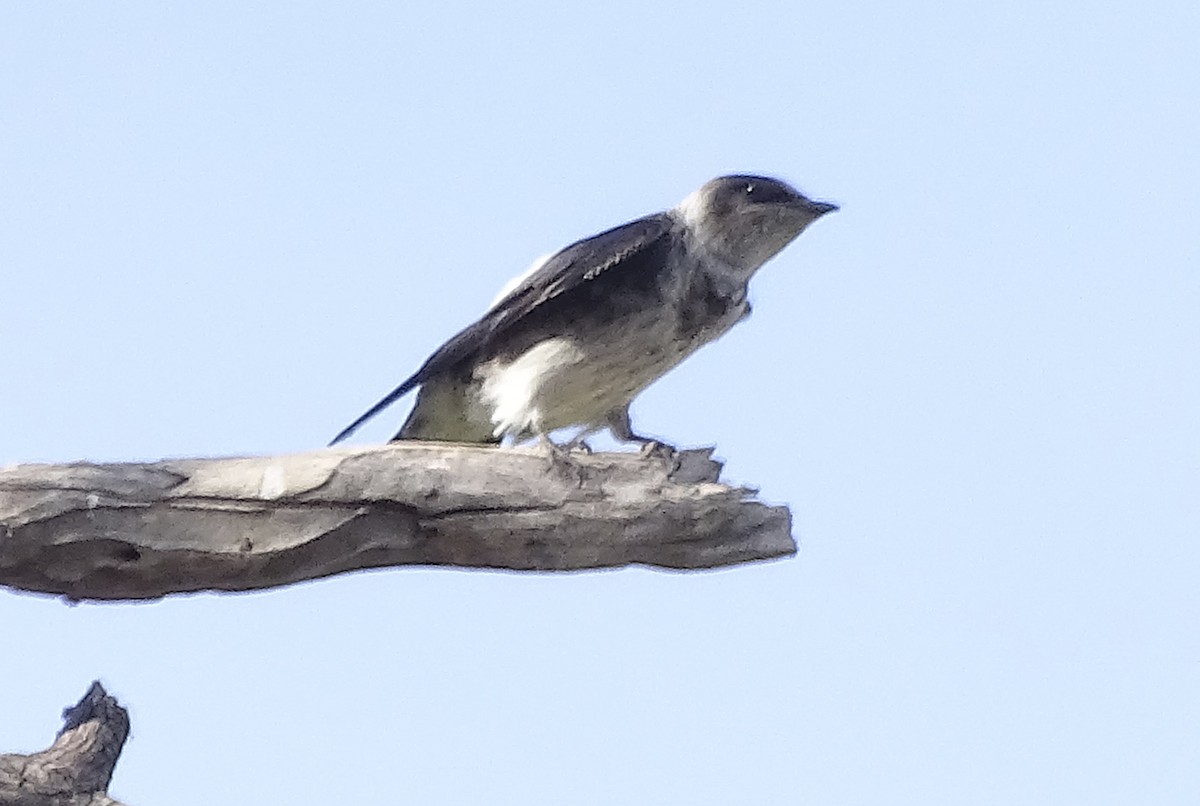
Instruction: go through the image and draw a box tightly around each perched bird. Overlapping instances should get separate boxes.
[331,174,836,450]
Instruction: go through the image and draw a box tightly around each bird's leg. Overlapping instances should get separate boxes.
[536,432,567,458]
[604,407,679,460]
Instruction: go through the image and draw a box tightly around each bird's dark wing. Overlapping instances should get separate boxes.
[424,213,677,374]
[329,212,677,445]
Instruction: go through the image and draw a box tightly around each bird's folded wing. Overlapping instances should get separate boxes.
[408,212,677,385]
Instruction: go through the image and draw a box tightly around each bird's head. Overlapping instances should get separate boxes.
[675,174,837,273]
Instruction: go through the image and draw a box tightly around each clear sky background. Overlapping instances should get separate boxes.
[2,2,1197,804]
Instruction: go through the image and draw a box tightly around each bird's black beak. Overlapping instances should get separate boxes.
[806,200,839,216]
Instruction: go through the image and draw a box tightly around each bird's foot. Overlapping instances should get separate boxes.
[562,435,594,455]
[603,408,677,462]
[637,439,680,462]
[538,435,586,486]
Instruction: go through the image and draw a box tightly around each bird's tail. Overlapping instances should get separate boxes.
[328,374,421,445]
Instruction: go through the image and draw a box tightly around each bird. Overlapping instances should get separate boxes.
[330,174,836,451]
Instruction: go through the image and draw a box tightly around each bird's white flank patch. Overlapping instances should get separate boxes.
[479,337,584,438]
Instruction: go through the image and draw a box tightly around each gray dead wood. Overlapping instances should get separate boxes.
[0,682,128,806]
[0,443,795,602]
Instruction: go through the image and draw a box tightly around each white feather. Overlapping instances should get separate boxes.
[478,337,585,438]
[489,252,554,309]
[674,187,708,231]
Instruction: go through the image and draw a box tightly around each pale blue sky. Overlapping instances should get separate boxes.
[2,2,1197,804]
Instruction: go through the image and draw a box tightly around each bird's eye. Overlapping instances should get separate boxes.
[745,184,756,196]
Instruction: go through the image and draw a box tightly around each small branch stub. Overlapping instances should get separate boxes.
[0,443,795,602]
[0,681,129,806]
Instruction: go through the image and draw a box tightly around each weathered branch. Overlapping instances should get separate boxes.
[0,443,794,602]
[0,682,128,806]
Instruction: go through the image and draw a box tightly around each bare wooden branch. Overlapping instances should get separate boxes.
[0,444,794,602]
[0,682,129,806]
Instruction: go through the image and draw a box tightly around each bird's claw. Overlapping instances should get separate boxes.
[539,436,586,485]
[638,439,679,462]
[564,437,594,455]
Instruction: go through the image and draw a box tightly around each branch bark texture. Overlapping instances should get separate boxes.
[0,444,794,602]
[0,682,128,806]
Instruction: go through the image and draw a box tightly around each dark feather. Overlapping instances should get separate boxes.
[415,213,676,376]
